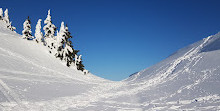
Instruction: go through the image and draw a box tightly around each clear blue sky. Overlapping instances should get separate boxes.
[1,0,220,81]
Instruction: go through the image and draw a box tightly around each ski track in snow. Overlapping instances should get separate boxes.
[1,81,126,111]
[0,79,14,103]
[0,79,27,110]
[0,69,76,84]
[0,45,100,85]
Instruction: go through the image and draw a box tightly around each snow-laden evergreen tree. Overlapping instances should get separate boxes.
[2,9,16,31]
[55,22,66,59]
[78,61,85,71]
[74,55,85,71]
[63,26,73,66]
[75,55,85,71]
[3,9,9,23]
[22,16,33,40]
[34,19,44,43]
[43,10,57,54]
[0,8,3,20]
[74,54,80,67]
[63,42,74,67]
[62,25,80,67]
[44,10,56,39]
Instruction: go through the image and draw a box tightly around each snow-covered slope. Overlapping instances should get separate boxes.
[0,20,220,110]
[0,21,114,110]
[119,33,220,110]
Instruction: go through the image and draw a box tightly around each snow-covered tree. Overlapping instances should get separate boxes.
[34,19,44,43]
[57,24,84,68]
[43,10,57,53]
[2,9,16,31]
[63,42,74,67]
[55,22,66,59]
[74,54,80,66]
[22,16,33,40]
[78,61,85,71]
[62,25,79,67]
[43,10,56,40]
[0,8,3,20]
[4,9,9,23]
[74,55,84,71]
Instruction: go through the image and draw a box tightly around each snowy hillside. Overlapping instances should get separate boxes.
[0,19,220,111]
[0,20,113,110]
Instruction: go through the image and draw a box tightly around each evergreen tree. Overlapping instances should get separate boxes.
[75,55,84,71]
[60,24,84,68]
[55,22,65,59]
[3,9,15,31]
[64,24,79,55]
[22,16,33,40]
[34,19,44,43]
[43,10,56,54]
[62,25,79,67]
[77,61,85,71]
[63,43,74,67]
[0,8,3,20]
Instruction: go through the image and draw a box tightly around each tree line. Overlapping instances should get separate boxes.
[0,8,88,74]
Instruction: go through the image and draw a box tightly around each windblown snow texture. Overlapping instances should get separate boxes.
[0,21,220,110]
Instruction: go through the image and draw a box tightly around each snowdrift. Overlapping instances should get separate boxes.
[0,20,220,110]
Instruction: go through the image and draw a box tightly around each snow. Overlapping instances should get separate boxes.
[34,19,43,43]
[0,19,220,110]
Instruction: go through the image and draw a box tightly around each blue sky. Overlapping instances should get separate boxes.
[1,0,220,81]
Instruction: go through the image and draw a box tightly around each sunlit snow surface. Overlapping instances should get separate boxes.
[0,21,220,110]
